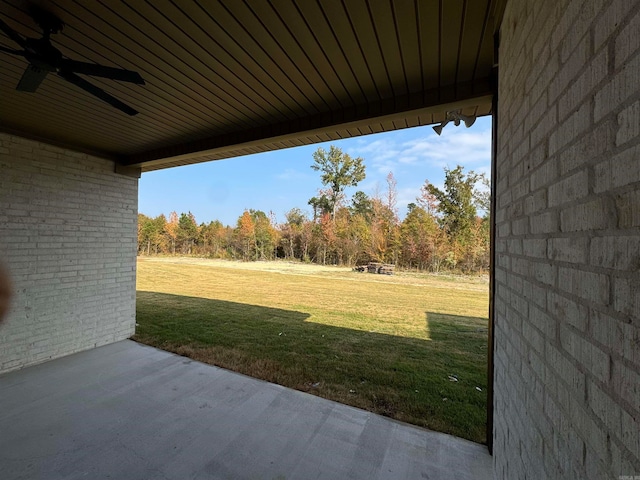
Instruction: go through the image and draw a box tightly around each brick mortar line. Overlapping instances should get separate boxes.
[494,319,585,476]
[495,272,632,325]
[495,305,637,472]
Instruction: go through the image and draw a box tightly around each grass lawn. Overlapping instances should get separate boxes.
[134,257,489,443]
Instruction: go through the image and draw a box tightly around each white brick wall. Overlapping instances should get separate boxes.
[495,0,640,478]
[0,133,138,373]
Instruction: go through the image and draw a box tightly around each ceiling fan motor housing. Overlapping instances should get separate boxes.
[24,37,61,71]
[29,4,64,37]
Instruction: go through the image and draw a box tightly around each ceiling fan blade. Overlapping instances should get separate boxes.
[60,59,145,84]
[0,18,27,48]
[58,70,139,116]
[16,64,49,92]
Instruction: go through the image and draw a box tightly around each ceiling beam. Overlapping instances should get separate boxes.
[123,78,492,169]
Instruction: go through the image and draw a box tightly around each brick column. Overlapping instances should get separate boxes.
[0,133,138,372]
[494,0,639,477]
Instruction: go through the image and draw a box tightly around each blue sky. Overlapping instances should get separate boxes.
[139,116,492,226]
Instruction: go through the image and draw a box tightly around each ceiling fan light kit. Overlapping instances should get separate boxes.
[0,4,145,115]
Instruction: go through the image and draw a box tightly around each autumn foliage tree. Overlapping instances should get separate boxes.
[164,211,179,254]
[235,210,256,261]
[137,160,490,273]
[251,210,278,260]
[400,204,441,270]
[198,220,231,258]
[138,213,167,255]
[422,165,488,271]
[280,208,309,260]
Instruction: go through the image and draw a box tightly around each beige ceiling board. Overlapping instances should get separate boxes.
[391,0,423,98]
[320,0,380,104]
[246,1,340,112]
[439,0,465,88]
[64,0,260,131]
[130,1,294,123]
[343,0,395,101]
[457,0,493,83]
[280,1,353,108]
[82,1,262,127]
[222,1,325,116]
[0,0,499,169]
[417,0,442,93]
[368,0,408,98]
[163,1,305,119]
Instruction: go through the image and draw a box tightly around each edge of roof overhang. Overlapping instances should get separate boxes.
[124,79,493,172]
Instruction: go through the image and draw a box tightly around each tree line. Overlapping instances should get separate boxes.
[138,146,490,273]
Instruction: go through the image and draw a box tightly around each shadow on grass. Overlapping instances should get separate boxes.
[426,312,489,350]
[133,291,488,443]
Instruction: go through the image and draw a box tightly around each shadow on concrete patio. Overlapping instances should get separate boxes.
[0,340,492,480]
[133,292,488,443]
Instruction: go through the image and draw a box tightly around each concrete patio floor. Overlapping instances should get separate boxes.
[0,340,493,480]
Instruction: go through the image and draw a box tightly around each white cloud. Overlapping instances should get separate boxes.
[474,164,492,178]
[358,180,379,193]
[352,138,395,155]
[275,168,308,180]
[401,129,491,167]
[349,125,491,175]
[398,155,419,164]
[348,139,402,175]
[397,185,421,209]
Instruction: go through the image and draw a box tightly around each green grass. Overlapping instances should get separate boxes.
[134,258,489,443]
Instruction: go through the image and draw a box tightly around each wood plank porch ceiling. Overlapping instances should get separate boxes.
[0,1,502,172]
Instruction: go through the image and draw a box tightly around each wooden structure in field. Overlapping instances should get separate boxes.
[354,263,395,275]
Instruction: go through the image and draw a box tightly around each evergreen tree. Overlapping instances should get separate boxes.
[177,212,199,254]
[425,165,482,245]
[350,191,374,221]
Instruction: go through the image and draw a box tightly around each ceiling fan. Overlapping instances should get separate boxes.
[0,4,145,115]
